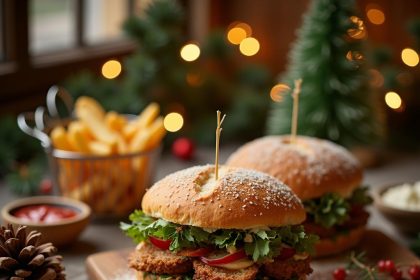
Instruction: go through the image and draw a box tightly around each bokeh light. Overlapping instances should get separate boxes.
[366,8,385,25]
[227,27,247,45]
[270,84,290,102]
[235,22,252,37]
[101,60,122,79]
[180,43,200,62]
[401,48,419,67]
[385,91,402,110]
[164,112,184,132]
[239,37,260,56]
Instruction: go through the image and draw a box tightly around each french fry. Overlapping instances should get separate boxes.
[130,117,166,152]
[89,141,113,156]
[50,126,73,151]
[137,102,160,128]
[68,121,93,140]
[144,117,166,150]
[105,111,127,132]
[77,105,119,145]
[122,122,139,142]
[75,96,106,120]
[116,136,128,154]
[67,122,91,154]
[122,103,160,141]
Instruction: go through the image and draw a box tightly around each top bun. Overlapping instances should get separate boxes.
[142,165,305,229]
[226,136,362,201]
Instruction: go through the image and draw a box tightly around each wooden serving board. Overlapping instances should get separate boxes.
[86,230,419,280]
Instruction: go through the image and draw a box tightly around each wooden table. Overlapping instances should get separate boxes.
[1,145,420,279]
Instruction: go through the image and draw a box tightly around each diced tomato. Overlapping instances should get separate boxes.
[277,247,296,261]
[200,249,247,266]
[178,247,213,257]
[149,236,172,250]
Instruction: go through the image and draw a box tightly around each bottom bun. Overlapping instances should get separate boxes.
[314,226,365,258]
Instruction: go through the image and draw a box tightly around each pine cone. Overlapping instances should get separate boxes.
[0,224,65,280]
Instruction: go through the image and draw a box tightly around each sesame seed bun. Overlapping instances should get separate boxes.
[141,165,306,229]
[226,136,363,201]
[314,226,366,257]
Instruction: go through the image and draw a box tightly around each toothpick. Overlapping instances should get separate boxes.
[215,110,226,180]
[291,79,302,144]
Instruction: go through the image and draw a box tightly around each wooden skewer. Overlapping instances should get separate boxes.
[291,79,302,144]
[215,110,226,180]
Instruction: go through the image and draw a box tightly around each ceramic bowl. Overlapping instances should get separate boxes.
[373,183,420,234]
[1,196,91,247]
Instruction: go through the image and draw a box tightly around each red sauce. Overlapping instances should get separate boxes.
[13,205,78,223]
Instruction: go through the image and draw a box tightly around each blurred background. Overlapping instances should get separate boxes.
[0,0,419,195]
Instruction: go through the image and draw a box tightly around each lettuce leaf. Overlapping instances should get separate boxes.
[303,186,372,228]
[121,210,318,262]
[348,186,373,206]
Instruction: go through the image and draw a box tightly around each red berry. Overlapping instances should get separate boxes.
[333,268,347,280]
[40,178,53,194]
[384,260,396,272]
[409,265,420,280]
[378,260,387,272]
[391,269,402,280]
[172,137,195,160]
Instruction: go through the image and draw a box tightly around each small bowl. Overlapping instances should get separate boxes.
[1,196,91,247]
[373,183,420,234]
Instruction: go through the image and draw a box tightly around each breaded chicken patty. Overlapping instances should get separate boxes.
[129,242,193,275]
[262,257,312,280]
[192,260,258,280]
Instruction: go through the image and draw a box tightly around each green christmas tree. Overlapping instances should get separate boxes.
[267,0,382,147]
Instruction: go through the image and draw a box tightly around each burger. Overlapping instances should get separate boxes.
[121,165,318,280]
[226,136,372,257]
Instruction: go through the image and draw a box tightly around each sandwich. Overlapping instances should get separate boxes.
[121,165,318,279]
[226,135,371,257]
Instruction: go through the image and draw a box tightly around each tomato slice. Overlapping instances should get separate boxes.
[200,249,247,266]
[149,236,172,250]
[277,247,296,261]
[178,247,213,257]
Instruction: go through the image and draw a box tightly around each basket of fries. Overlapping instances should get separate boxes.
[18,86,166,217]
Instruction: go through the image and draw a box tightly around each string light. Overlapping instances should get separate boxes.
[346,51,363,61]
[101,60,122,79]
[270,84,290,102]
[348,16,366,39]
[239,37,260,56]
[163,112,184,132]
[366,8,385,25]
[180,43,200,62]
[385,91,402,110]
[401,48,419,67]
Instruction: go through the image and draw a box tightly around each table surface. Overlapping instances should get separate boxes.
[1,145,420,280]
